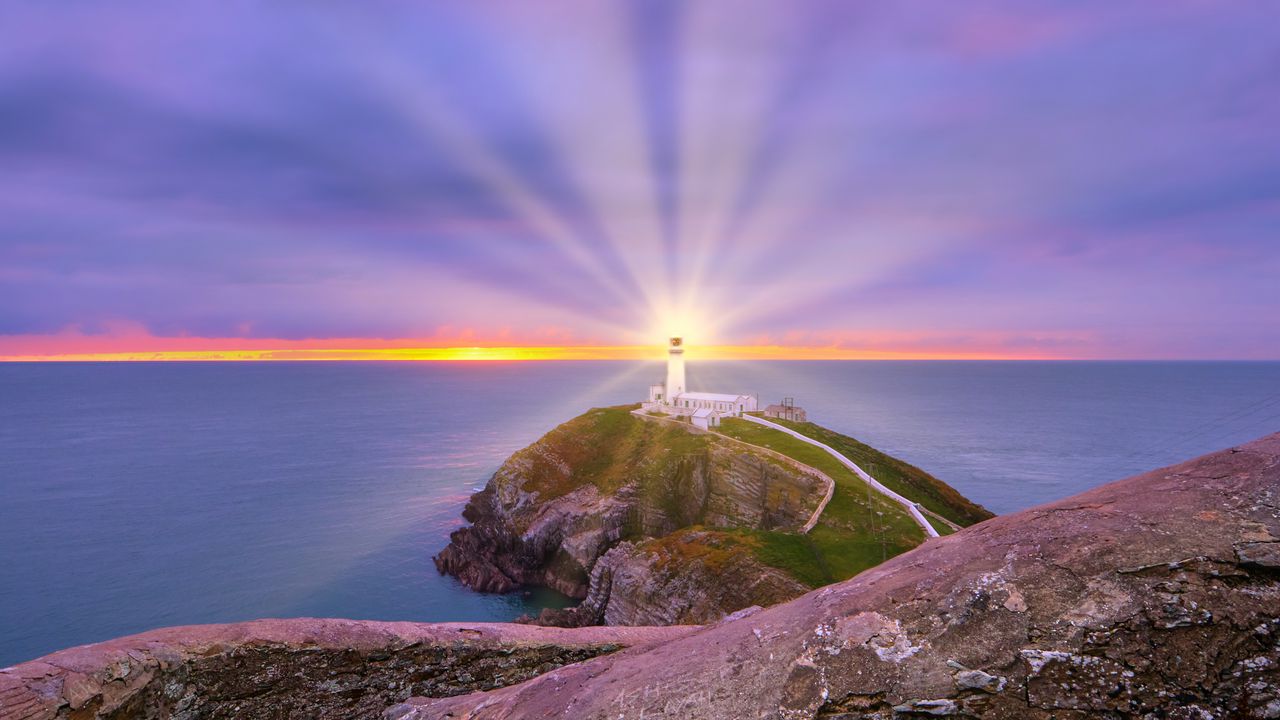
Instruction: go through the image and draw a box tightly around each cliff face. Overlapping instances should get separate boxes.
[401,433,1280,720]
[540,530,812,627]
[434,406,831,623]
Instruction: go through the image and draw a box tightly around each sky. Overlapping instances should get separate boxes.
[0,1,1277,361]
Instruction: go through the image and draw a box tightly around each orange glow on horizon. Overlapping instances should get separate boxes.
[0,344,1066,362]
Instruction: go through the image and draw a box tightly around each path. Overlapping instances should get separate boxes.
[738,415,940,538]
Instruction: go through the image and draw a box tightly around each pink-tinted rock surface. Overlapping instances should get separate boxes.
[0,619,693,719]
[394,433,1280,719]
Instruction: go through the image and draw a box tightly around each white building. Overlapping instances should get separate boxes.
[642,337,758,423]
[671,392,757,415]
[763,401,807,422]
[690,408,719,430]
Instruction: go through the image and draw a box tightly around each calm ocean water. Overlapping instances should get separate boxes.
[1,360,1278,666]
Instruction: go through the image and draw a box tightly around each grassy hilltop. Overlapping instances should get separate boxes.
[508,405,993,590]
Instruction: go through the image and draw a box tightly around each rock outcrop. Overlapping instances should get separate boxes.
[434,406,832,623]
[0,619,693,720]
[536,531,811,627]
[396,433,1280,719]
[434,406,988,626]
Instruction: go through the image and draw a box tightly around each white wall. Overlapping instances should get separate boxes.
[666,346,685,398]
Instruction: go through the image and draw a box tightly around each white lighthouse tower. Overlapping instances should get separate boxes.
[666,336,686,398]
[642,337,758,425]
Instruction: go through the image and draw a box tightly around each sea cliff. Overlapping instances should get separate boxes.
[434,405,992,625]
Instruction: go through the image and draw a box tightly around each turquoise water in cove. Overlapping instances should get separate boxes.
[1,360,1278,666]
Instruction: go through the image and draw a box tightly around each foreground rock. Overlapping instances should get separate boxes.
[0,619,693,720]
[396,433,1280,719]
[435,406,988,626]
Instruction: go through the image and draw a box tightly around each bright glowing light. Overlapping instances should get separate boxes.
[644,302,719,349]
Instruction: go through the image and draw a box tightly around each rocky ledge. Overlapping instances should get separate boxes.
[0,619,693,720]
[434,405,989,626]
[398,432,1280,719]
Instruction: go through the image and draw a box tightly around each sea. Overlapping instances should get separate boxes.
[1,360,1278,666]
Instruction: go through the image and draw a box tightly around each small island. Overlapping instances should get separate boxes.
[436,338,993,626]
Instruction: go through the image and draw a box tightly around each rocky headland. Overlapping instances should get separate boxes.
[403,431,1280,719]
[4,433,1278,719]
[433,405,991,625]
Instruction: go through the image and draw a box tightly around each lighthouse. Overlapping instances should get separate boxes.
[666,336,686,398]
[642,337,758,425]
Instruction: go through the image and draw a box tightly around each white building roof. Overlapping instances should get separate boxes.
[678,391,751,403]
[691,408,716,418]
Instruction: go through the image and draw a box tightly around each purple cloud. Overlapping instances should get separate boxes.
[0,1,1276,357]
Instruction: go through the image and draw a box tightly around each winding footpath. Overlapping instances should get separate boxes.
[739,415,940,538]
[631,409,936,538]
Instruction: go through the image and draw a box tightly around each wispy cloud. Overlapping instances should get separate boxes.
[0,1,1276,359]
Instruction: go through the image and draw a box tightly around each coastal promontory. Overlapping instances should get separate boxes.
[434,405,993,626]
[406,431,1280,719]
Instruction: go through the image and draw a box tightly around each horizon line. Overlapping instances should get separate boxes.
[0,344,1273,363]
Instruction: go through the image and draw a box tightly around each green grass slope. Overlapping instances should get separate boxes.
[756,417,994,527]
[509,404,707,501]
[717,418,930,585]
[504,405,992,592]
